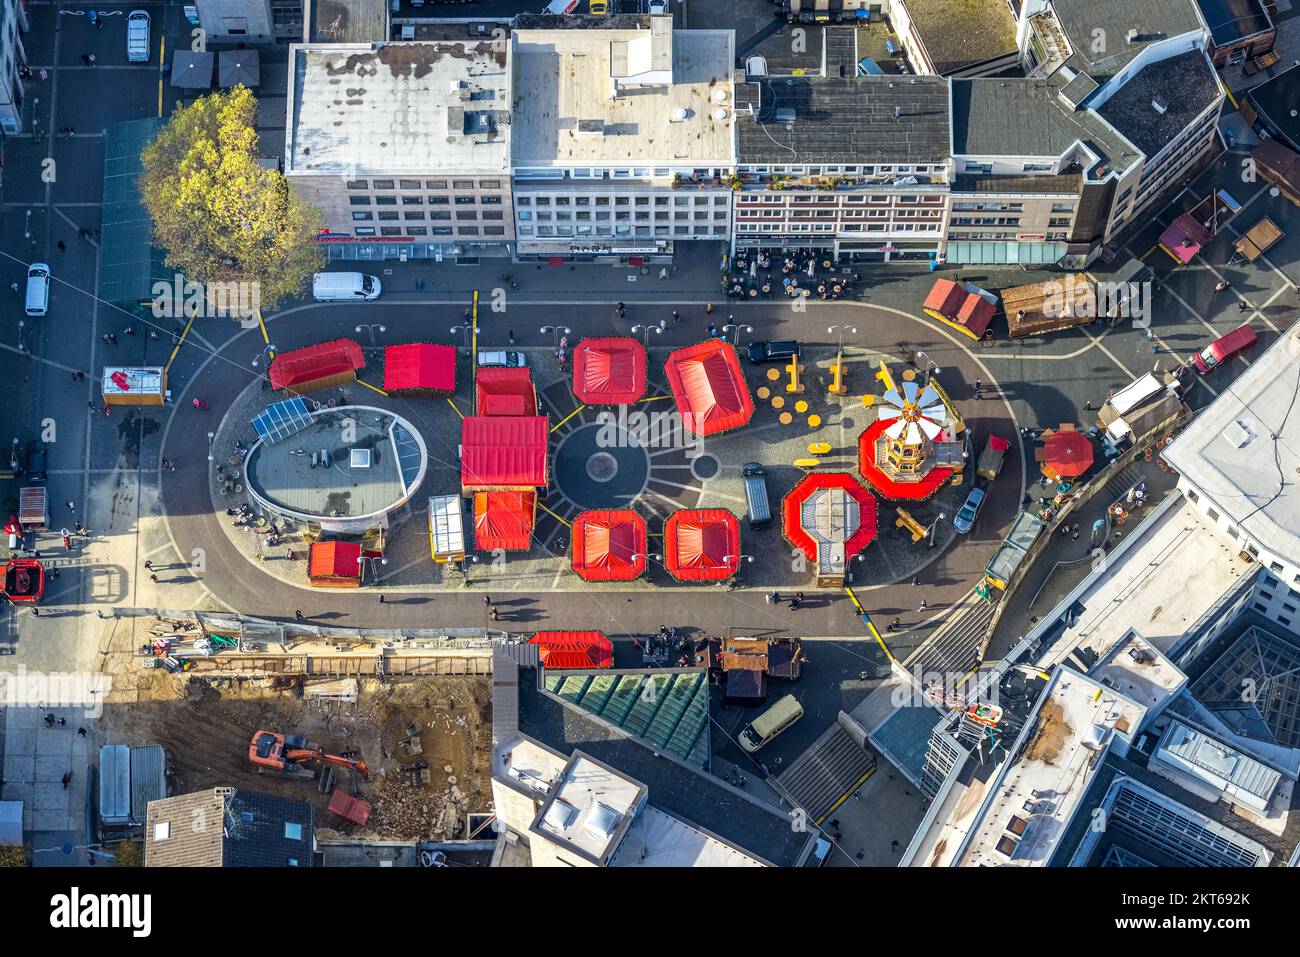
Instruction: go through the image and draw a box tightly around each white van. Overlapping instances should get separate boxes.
[738,694,804,753]
[127,10,151,63]
[25,263,50,317]
[312,272,381,302]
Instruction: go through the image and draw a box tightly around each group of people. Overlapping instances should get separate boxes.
[767,590,806,611]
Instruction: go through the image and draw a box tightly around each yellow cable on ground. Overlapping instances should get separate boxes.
[537,501,571,528]
[550,404,587,433]
[354,378,388,397]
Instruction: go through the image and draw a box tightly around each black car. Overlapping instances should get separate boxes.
[747,340,801,364]
[23,440,48,483]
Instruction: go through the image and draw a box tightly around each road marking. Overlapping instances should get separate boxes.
[354,378,388,397]
[537,501,571,528]
[158,33,165,117]
[550,404,587,433]
[445,397,463,419]
[1080,326,1135,378]
[164,313,197,374]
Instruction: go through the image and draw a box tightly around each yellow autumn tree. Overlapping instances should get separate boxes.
[140,86,324,312]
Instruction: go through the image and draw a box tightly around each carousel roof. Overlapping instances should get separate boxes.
[782,473,878,578]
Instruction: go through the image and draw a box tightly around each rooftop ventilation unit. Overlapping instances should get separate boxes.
[1226,419,1256,448]
[1151,96,1168,114]
[774,107,796,124]
[350,448,371,469]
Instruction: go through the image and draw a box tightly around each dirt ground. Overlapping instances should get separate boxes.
[99,668,493,842]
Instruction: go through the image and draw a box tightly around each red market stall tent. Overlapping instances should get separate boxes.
[664,508,741,581]
[664,340,754,437]
[529,631,614,669]
[460,416,549,490]
[473,490,536,551]
[384,343,456,397]
[476,366,537,417]
[270,339,365,395]
[573,337,646,405]
[571,509,647,581]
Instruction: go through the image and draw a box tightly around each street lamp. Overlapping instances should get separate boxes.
[926,513,946,548]
[451,324,473,350]
[723,323,753,348]
[251,343,277,367]
[207,431,214,464]
[358,554,389,584]
[827,325,857,351]
[540,325,571,350]
[916,350,940,384]
[723,554,754,565]
[355,323,386,348]
[24,209,31,240]
[631,552,662,564]
[631,323,662,347]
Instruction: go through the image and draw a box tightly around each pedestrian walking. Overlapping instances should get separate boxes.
[62,532,71,551]
[56,239,66,253]
[44,714,55,727]
[917,599,929,612]
[77,727,86,737]
[708,322,718,338]
[974,378,981,393]
[705,303,713,315]
[910,576,918,587]
[890,617,902,632]
[491,606,500,621]
[74,522,85,535]
[124,326,135,336]
[796,591,805,604]
[1084,399,1092,411]
[377,594,385,604]
[31,607,39,617]
[58,717,65,727]
[295,610,304,620]
[484,595,492,607]
[65,499,75,510]
[507,330,515,345]
[61,772,71,789]
[285,549,293,561]
[144,560,153,570]
[1238,301,1250,313]
[671,310,680,323]
[149,574,158,583]
[9,282,18,295]
[80,53,94,67]
[788,596,801,610]
[1215,280,1229,292]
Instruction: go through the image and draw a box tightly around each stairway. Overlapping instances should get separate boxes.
[776,722,876,823]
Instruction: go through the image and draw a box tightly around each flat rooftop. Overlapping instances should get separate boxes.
[950,77,1136,180]
[533,753,645,863]
[518,668,814,866]
[1089,632,1187,713]
[903,0,1017,75]
[287,42,511,176]
[511,22,734,167]
[1096,49,1221,160]
[957,667,1147,866]
[1035,495,1251,670]
[309,0,387,44]
[1197,0,1273,45]
[247,408,426,522]
[735,74,951,166]
[1162,327,1300,569]
[1050,0,1206,81]
[610,804,764,867]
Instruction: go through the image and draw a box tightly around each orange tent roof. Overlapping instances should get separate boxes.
[473,491,536,551]
[528,631,614,669]
[663,340,754,437]
[573,337,647,405]
[571,509,647,581]
[308,540,362,580]
[782,472,878,564]
[664,508,741,581]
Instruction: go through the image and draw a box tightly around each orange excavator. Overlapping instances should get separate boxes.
[248,729,371,781]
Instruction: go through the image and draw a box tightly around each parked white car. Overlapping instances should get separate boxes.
[477,350,528,368]
[127,10,151,64]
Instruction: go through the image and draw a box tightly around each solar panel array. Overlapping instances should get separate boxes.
[251,397,313,445]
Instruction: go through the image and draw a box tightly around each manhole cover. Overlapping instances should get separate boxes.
[690,454,720,481]
[586,452,619,483]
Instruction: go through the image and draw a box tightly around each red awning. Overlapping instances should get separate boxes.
[269,338,364,390]
[663,340,754,437]
[571,509,647,581]
[308,540,362,580]
[664,508,741,581]
[476,366,536,417]
[1041,429,1094,479]
[956,294,996,338]
[461,416,548,489]
[528,631,614,669]
[572,337,647,405]
[1159,213,1211,265]
[473,491,535,551]
[384,343,456,393]
[782,473,878,564]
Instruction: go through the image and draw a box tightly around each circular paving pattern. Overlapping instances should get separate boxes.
[689,453,719,481]
[554,423,650,510]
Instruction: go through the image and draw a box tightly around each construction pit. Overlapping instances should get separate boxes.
[98,633,495,842]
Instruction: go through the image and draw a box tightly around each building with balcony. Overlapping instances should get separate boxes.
[732,73,951,261]
[286,40,514,260]
[509,17,735,262]
[0,0,29,136]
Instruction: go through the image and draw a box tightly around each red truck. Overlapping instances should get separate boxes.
[1193,322,1257,374]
